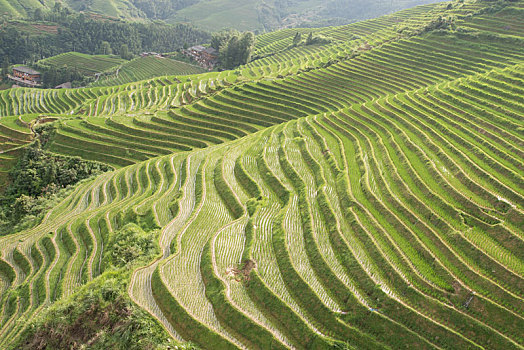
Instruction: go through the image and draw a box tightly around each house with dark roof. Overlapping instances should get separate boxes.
[9,66,42,87]
[55,82,72,89]
[184,45,218,70]
[140,52,163,58]
[189,45,206,54]
[202,47,218,60]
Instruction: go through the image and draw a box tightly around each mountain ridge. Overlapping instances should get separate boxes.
[1,0,445,31]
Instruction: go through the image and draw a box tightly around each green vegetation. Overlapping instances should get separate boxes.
[91,56,205,87]
[1,57,9,81]
[10,270,176,350]
[165,0,446,32]
[211,30,255,69]
[0,1,523,349]
[0,0,447,32]
[105,224,159,268]
[0,7,210,66]
[32,52,126,87]
[0,124,110,235]
[36,52,125,76]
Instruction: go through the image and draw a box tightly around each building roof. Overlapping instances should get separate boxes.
[55,82,72,89]
[190,45,206,52]
[13,66,41,75]
[204,47,218,55]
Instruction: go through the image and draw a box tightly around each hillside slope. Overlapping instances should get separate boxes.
[36,52,126,76]
[165,0,445,31]
[90,56,206,87]
[0,0,55,18]
[0,1,523,349]
[0,0,144,20]
[1,0,443,31]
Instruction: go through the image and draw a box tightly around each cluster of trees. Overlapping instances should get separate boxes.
[0,6,210,66]
[292,32,332,47]
[397,14,457,36]
[32,2,73,22]
[1,57,9,82]
[0,124,110,235]
[211,30,255,70]
[34,65,84,88]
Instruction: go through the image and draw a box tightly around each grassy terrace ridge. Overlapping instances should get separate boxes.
[89,56,207,87]
[1,0,524,348]
[36,52,126,75]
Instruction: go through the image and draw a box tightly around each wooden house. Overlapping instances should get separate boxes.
[184,45,218,70]
[9,66,42,87]
[12,66,42,83]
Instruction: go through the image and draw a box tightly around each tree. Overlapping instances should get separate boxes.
[33,8,44,21]
[216,31,255,70]
[238,32,255,64]
[306,32,314,45]
[120,44,130,60]
[1,56,9,81]
[53,2,62,13]
[100,41,112,55]
[211,29,239,51]
[0,12,210,65]
[43,67,58,88]
[293,32,302,46]
[11,195,37,222]
[219,35,239,69]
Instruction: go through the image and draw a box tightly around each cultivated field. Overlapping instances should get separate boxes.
[0,1,523,348]
[90,56,207,87]
[36,52,126,76]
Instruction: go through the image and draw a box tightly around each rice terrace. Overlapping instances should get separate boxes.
[0,0,523,349]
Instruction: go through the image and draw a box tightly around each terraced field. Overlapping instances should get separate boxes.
[0,114,41,188]
[0,1,523,348]
[0,2,466,119]
[36,52,126,76]
[90,56,207,87]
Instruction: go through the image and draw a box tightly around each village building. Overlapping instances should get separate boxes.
[55,82,72,89]
[140,52,164,58]
[9,66,42,87]
[183,45,218,70]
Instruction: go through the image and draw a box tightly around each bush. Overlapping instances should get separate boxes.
[105,223,159,268]
[10,270,178,350]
